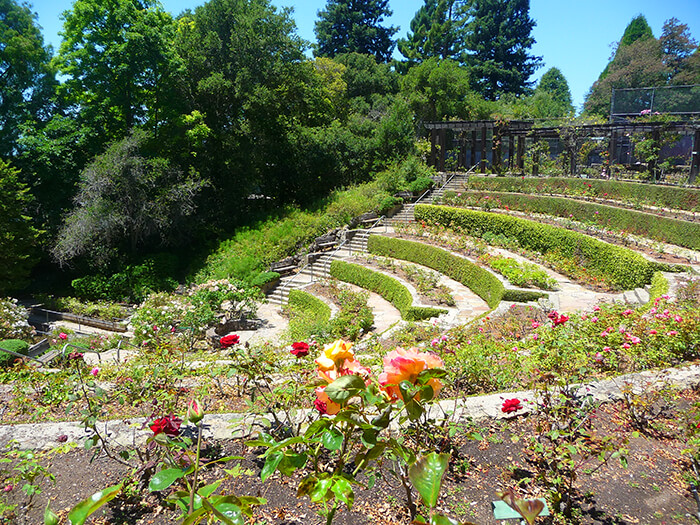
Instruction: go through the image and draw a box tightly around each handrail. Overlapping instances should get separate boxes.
[272,215,385,305]
[0,345,43,364]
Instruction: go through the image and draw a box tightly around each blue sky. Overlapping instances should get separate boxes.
[28,0,700,113]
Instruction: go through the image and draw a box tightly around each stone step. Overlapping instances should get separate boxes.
[634,287,650,304]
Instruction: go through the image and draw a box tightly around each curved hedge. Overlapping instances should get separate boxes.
[287,289,331,324]
[415,204,665,291]
[467,176,700,212]
[330,260,446,321]
[0,339,29,367]
[466,191,700,250]
[367,235,504,308]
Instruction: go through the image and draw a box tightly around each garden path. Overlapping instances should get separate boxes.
[6,362,700,451]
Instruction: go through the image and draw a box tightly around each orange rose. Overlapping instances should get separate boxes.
[378,347,444,402]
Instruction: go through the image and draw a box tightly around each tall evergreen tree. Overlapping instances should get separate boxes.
[314,0,398,63]
[465,0,542,99]
[397,0,468,66]
[598,15,654,81]
[536,67,573,111]
[0,0,56,158]
[661,17,698,77]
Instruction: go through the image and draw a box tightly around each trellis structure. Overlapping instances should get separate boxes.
[424,120,700,184]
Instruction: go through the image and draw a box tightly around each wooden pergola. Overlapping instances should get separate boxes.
[424,120,700,183]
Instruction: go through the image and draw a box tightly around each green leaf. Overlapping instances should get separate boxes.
[404,399,424,421]
[149,468,186,492]
[408,452,450,509]
[44,503,59,525]
[67,483,123,525]
[325,374,366,404]
[260,451,283,482]
[197,479,222,498]
[310,477,333,503]
[430,514,459,525]
[201,498,241,525]
[331,477,354,509]
[322,428,344,451]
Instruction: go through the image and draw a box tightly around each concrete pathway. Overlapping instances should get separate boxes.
[5,363,700,450]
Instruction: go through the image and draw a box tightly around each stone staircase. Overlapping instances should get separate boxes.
[266,230,373,306]
[622,284,651,305]
[387,172,471,225]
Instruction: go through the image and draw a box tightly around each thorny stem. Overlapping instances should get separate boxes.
[399,463,417,520]
[189,423,203,514]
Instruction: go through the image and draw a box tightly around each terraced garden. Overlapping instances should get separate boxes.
[1,175,700,525]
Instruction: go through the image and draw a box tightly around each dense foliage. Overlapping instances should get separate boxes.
[415,204,664,290]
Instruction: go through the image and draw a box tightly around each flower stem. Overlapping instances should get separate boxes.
[189,423,203,514]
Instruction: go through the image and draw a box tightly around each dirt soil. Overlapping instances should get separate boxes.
[4,396,700,525]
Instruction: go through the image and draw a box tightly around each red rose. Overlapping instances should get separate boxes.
[290,342,310,357]
[220,334,240,348]
[501,398,523,414]
[149,415,182,437]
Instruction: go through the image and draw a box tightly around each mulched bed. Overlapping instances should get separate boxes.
[4,396,700,524]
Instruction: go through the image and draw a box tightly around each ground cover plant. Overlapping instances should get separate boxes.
[446,190,700,250]
[466,176,700,213]
[0,272,699,523]
[415,204,669,291]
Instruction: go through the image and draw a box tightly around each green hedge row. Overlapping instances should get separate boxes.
[467,191,700,250]
[367,235,504,308]
[329,260,446,321]
[415,204,665,291]
[0,339,29,367]
[287,289,332,325]
[467,176,700,212]
[638,272,670,314]
[501,289,548,303]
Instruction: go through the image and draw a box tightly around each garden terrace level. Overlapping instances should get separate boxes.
[424,119,700,183]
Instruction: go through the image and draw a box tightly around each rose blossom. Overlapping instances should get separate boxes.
[379,347,444,402]
[290,341,310,358]
[501,398,523,414]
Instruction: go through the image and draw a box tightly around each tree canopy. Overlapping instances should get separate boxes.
[464,0,542,99]
[0,0,56,158]
[397,0,468,66]
[314,0,398,62]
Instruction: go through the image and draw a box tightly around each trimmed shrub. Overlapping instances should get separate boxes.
[467,176,700,212]
[0,339,29,367]
[415,204,660,290]
[501,289,548,303]
[467,191,700,250]
[638,272,670,314]
[287,289,332,325]
[329,260,446,321]
[367,235,504,308]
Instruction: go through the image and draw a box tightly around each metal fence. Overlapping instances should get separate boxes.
[611,84,700,118]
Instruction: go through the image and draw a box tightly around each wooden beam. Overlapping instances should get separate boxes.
[480,126,487,173]
[471,130,477,169]
[438,128,446,172]
[430,128,437,168]
[690,129,700,185]
[517,136,525,172]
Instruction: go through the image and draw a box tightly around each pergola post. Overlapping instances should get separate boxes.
[480,126,487,173]
[690,129,700,185]
[471,130,477,169]
[507,134,514,171]
[608,130,616,176]
[649,128,660,181]
[517,136,525,172]
[438,128,447,172]
[430,128,437,168]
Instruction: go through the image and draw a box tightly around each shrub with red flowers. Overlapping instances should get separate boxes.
[502,398,523,414]
[547,310,569,327]
[290,341,309,358]
[149,415,182,437]
[219,334,240,348]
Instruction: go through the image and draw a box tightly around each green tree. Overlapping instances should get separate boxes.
[465,0,542,99]
[334,52,398,105]
[0,0,56,158]
[598,15,654,81]
[584,38,670,116]
[661,17,698,78]
[397,0,468,66]
[401,57,490,122]
[54,0,177,146]
[314,0,398,63]
[619,14,654,47]
[535,67,574,114]
[52,130,206,267]
[0,160,42,292]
